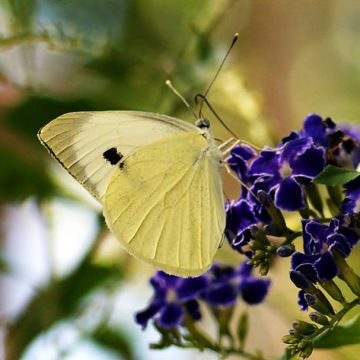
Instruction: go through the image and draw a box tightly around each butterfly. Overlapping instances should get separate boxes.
[38,111,226,277]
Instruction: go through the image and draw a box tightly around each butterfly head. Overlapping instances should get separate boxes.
[195,117,210,129]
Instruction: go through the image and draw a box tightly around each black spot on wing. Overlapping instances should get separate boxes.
[103,147,123,165]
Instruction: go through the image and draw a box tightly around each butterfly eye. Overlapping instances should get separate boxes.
[195,118,210,129]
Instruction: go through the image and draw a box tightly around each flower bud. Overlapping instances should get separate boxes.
[257,190,287,233]
[300,343,314,359]
[254,250,266,259]
[309,312,330,326]
[332,250,360,297]
[282,334,297,344]
[290,271,317,294]
[297,340,309,350]
[249,239,266,251]
[259,262,270,276]
[319,280,345,303]
[277,244,295,257]
[292,320,317,335]
[237,312,248,347]
[304,292,335,316]
[249,225,259,237]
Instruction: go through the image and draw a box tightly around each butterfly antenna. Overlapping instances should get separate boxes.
[165,80,197,120]
[195,93,238,138]
[198,32,239,117]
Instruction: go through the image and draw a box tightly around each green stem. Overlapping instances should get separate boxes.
[279,231,302,246]
[183,319,263,360]
[312,297,360,342]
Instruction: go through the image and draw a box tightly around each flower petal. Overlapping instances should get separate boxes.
[291,147,325,178]
[231,144,256,161]
[275,177,305,211]
[314,252,338,281]
[281,131,300,144]
[301,114,327,146]
[202,284,237,306]
[280,138,312,163]
[158,303,184,329]
[239,278,271,305]
[249,151,280,176]
[225,199,257,249]
[152,271,180,289]
[184,299,201,321]
[209,264,235,282]
[176,276,209,301]
[327,233,352,257]
[236,261,253,277]
[338,227,359,248]
[304,221,329,254]
[135,302,163,329]
[297,290,308,311]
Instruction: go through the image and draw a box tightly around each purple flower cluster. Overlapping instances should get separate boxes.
[290,219,358,310]
[135,262,270,330]
[227,115,360,238]
[226,113,360,311]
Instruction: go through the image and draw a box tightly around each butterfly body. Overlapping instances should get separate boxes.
[38,111,225,276]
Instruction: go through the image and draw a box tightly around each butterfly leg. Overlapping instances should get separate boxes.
[221,140,240,159]
[218,137,236,151]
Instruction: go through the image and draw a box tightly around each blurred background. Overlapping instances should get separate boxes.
[0,0,360,359]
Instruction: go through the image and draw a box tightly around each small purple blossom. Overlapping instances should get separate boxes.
[300,114,334,147]
[337,123,360,168]
[135,263,271,330]
[341,176,360,216]
[227,144,257,184]
[135,272,208,329]
[202,262,271,306]
[291,219,359,286]
[225,199,258,252]
[248,138,325,211]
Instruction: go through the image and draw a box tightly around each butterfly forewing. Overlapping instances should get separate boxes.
[103,131,225,276]
[38,111,198,201]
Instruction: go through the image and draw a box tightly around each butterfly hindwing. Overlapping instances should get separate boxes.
[103,131,225,276]
[38,111,198,201]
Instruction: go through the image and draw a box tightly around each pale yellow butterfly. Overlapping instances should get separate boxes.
[38,111,226,277]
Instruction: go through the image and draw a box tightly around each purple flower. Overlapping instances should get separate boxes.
[291,219,359,284]
[300,114,334,147]
[135,263,271,330]
[248,138,325,211]
[297,290,309,311]
[227,144,257,184]
[202,263,271,306]
[337,123,360,168]
[341,176,360,216]
[135,271,208,329]
[225,199,258,252]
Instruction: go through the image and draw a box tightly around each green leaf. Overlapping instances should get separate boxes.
[313,165,360,186]
[237,311,249,348]
[314,314,360,348]
[91,327,135,360]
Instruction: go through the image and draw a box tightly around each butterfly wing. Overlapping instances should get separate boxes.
[38,111,198,201]
[103,131,225,276]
